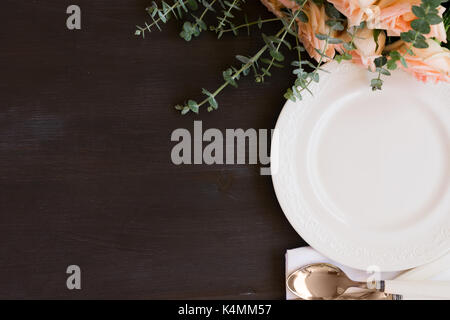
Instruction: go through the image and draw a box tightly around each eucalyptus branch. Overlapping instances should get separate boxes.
[175,24,290,114]
[137,0,448,115]
[261,10,303,81]
[219,17,282,34]
[334,22,361,62]
[285,11,343,101]
[197,44,271,110]
[213,0,245,38]
[307,31,331,86]
[136,0,196,38]
[295,34,302,64]
[180,0,218,40]
[297,28,331,96]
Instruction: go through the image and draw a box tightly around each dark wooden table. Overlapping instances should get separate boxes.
[0,0,306,299]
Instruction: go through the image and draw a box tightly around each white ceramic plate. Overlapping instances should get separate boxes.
[272,61,450,271]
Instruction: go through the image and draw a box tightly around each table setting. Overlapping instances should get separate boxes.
[1,0,449,301]
[272,60,450,299]
[135,0,449,300]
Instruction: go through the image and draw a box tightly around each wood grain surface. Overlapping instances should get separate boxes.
[0,0,307,299]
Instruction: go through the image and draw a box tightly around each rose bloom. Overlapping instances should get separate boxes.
[328,0,447,42]
[298,2,340,61]
[260,0,301,15]
[386,39,450,83]
[338,27,386,70]
[260,0,339,61]
[260,0,284,17]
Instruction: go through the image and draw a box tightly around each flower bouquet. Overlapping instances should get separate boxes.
[136,0,450,114]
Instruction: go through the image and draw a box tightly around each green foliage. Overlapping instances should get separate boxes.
[136,0,199,38]
[137,0,449,114]
[444,5,450,49]
[334,23,362,63]
[177,6,311,114]
[212,0,246,38]
[371,0,447,91]
[400,0,446,48]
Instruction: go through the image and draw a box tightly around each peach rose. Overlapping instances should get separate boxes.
[298,2,340,61]
[260,0,284,17]
[260,0,339,61]
[385,39,450,83]
[260,0,302,15]
[338,27,386,70]
[327,0,378,26]
[328,0,447,42]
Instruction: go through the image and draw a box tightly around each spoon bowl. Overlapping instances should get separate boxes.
[286,263,368,300]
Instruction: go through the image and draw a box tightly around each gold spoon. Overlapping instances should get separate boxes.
[286,263,398,300]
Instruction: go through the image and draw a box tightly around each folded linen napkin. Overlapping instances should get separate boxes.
[286,247,450,300]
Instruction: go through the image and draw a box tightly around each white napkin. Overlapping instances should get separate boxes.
[286,247,450,300]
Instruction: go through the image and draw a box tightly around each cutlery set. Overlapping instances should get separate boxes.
[287,261,450,300]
